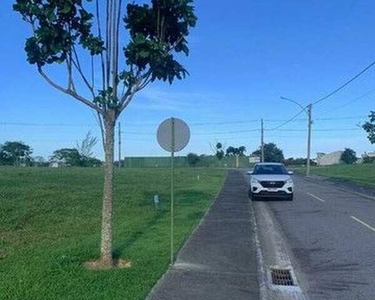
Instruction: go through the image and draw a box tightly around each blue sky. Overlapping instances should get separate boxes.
[1,0,375,160]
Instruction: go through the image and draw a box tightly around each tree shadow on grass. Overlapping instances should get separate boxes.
[112,201,169,259]
[112,190,210,259]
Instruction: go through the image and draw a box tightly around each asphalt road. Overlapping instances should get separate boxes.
[254,174,375,299]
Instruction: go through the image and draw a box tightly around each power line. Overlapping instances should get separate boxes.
[315,115,368,121]
[265,108,307,131]
[190,120,260,126]
[313,60,375,106]
[195,129,260,135]
[0,122,97,127]
[0,115,367,129]
[319,88,375,117]
[278,128,362,132]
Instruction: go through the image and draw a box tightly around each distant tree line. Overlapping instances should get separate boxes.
[0,141,33,166]
[283,157,317,166]
[0,132,102,167]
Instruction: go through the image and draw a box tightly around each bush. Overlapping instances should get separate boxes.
[363,156,375,164]
[187,153,200,167]
[341,148,357,164]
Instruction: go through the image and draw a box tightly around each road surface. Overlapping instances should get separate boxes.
[253,174,375,299]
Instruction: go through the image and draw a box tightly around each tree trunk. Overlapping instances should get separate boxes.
[100,114,115,268]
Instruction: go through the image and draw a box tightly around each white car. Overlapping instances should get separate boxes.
[248,163,294,201]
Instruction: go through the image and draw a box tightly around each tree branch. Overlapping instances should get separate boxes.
[168,35,185,54]
[91,55,95,89]
[137,71,153,90]
[117,68,153,115]
[71,46,95,98]
[96,0,106,92]
[91,109,106,150]
[106,0,112,90]
[112,0,120,101]
[38,67,104,114]
[66,53,75,92]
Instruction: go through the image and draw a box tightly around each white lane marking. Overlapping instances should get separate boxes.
[351,216,375,233]
[306,192,326,203]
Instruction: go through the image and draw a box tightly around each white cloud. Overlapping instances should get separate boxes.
[130,86,225,112]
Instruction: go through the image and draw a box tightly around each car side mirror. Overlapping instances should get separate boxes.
[247,170,253,175]
[288,171,294,175]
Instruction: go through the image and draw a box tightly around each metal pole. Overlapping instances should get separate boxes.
[118,122,121,168]
[170,117,175,265]
[307,104,312,176]
[261,119,264,163]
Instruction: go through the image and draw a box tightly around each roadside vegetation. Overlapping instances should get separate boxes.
[308,164,375,188]
[0,167,225,300]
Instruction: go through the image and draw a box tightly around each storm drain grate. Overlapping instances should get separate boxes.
[270,268,294,286]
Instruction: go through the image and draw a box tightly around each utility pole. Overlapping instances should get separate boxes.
[118,122,121,168]
[306,104,312,176]
[261,119,264,163]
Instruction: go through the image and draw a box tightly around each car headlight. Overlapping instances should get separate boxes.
[285,178,293,184]
[251,178,260,184]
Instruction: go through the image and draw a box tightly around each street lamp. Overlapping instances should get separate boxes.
[280,96,313,176]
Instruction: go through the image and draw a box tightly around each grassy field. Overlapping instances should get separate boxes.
[307,164,375,188]
[0,167,225,300]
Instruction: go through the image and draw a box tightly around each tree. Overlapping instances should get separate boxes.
[0,151,8,165]
[0,141,33,166]
[283,157,316,166]
[226,146,235,156]
[226,145,246,157]
[363,111,375,144]
[341,148,357,164]
[187,153,200,167]
[253,143,284,162]
[76,131,98,159]
[50,148,83,166]
[76,131,101,166]
[238,146,246,156]
[83,157,103,167]
[14,0,197,268]
[215,142,224,160]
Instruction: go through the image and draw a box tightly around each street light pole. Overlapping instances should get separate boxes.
[280,96,312,177]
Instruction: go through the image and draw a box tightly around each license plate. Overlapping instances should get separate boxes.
[268,188,278,192]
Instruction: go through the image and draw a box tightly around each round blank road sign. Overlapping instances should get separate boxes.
[157,118,190,152]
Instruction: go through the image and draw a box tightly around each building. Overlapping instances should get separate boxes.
[49,159,66,168]
[249,154,261,164]
[363,151,375,158]
[316,151,343,166]
[358,151,375,163]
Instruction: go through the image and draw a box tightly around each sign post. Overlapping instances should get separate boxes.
[157,117,190,265]
[170,118,175,266]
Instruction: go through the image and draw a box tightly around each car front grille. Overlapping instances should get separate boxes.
[260,181,285,188]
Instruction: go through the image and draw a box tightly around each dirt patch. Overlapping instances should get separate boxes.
[84,259,131,270]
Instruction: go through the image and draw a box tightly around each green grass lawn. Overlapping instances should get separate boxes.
[0,167,225,300]
[308,164,375,188]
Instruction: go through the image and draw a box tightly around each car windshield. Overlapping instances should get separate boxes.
[253,164,288,175]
